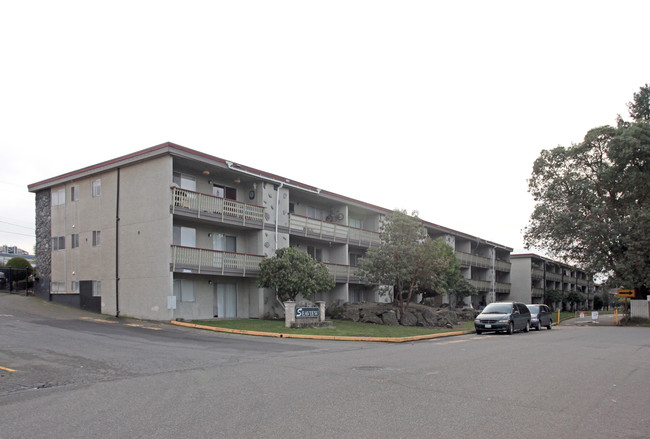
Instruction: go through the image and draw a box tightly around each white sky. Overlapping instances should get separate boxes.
[1,0,649,256]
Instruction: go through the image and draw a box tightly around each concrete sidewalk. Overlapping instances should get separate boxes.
[559,312,620,327]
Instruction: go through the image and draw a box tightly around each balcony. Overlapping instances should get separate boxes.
[532,288,545,298]
[468,279,511,294]
[289,214,380,248]
[545,272,563,282]
[455,252,511,272]
[324,263,363,284]
[532,268,545,279]
[171,245,264,277]
[171,187,265,228]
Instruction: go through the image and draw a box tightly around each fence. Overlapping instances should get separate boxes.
[0,267,32,294]
[630,300,650,319]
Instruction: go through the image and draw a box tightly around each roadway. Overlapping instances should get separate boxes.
[1,293,649,438]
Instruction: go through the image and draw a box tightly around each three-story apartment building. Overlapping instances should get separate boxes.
[29,142,512,321]
[510,253,596,307]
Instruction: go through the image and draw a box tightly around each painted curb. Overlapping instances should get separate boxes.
[170,320,474,342]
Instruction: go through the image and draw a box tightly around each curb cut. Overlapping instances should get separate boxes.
[170,320,474,342]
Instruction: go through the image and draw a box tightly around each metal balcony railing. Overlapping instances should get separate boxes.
[532,268,545,279]
[323,263,363,284]
[289,214,381,248]
[455,252,511,272]
[171,187,265,226]
[532,288,545,298]
[171,245,265,276]
[468,279,511,293]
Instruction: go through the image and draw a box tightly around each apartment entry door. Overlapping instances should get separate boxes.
[214,283,237,318]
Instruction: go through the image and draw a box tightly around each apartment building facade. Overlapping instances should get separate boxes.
[510,253,597,307]
[28,142,512,321]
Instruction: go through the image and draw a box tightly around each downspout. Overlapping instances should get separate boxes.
[275,182,283,251]
[275,183,285,310]
[115,168,120,318]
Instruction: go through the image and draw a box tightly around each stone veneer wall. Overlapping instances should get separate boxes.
[34,190,51,299]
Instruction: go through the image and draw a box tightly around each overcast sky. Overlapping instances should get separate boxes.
[1,1,649,256]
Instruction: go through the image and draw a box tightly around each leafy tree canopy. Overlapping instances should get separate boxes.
[525,85,650,289]
[257,247,335,302]
[358,210,461,313]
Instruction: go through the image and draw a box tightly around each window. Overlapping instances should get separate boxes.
[71,185,79,202]
[349,218,362,229]
[213,184,236,200]
[173,226,196,247]
[92,179,101,197]
[307,207,323,220]
[307,246,323,262]
[71,281,79,292]
[52,236,65,251]
[173,172,196,191]
[51,282,66,293]
[349,287,364,303]
[213,233,236,252]
[173,279,195,302]
[92,281,101,297]
[71,233,79,248]
[52,188,65,206]
[92,230,101,246]
[349,253,362,266]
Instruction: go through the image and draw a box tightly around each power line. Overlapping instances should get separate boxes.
[0,230,35,238]
[0,220,34,230]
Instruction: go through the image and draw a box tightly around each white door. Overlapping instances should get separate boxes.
[214,283,237,318]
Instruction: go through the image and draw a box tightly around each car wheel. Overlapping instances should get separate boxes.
[523,321,530,333]
[535,323,541,331]
[547,322,552,330]
[506,322,514,334]
[476,330,482,335]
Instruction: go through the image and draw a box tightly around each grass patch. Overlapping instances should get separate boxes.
[191,319,475,338]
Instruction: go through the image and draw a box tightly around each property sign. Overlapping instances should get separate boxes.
[592,311,599,320]
[618,289,636,298]
[295,307,319,318]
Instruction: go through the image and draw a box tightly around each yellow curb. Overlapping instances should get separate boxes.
[170,321,473,342]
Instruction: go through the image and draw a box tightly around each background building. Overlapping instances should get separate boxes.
[0,245,35,266]
[511,253,597,308]
[29,142,512,321]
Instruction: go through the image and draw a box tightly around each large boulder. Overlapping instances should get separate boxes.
[381,311,400,326]
[360,310,382,324]
[400,310,418,326]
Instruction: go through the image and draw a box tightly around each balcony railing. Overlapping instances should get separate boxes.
[545,272,563,282]
[532,268,545,279]
[469,279,511,293]
[171,187,265,226]
[532,287,545,298]
[323,263,363,284]
[289,214,381,248]
[171,245,265,277]
[455,252,511,272]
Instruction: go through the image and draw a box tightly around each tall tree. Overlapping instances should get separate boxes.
[258,247,335,302]
[626,83,650,122]
[359,210,461,313]
[524,85,650,291]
